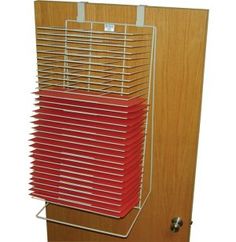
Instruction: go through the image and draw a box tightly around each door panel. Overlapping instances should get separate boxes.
[34,1,208,242]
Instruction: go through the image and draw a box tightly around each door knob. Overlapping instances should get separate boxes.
[170,217,183,232]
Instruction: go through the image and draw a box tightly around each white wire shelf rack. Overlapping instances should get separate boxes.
[31,17,157,238]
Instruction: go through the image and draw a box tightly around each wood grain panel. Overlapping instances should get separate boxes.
[35,1,77,26]
[34,1,208,242]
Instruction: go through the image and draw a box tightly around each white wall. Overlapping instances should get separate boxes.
[0,1,235,241]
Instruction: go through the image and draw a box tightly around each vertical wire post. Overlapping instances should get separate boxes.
[63,21,69,88]
[120,24,127,95]
[88,22,93,91]
[136,4,147,208]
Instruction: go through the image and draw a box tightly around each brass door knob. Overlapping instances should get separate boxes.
[170,217,183,232]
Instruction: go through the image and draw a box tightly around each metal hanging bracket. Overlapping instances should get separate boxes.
[77,2,86,22]
[136,5,145,27]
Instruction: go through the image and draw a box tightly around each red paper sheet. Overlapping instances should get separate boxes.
[30,87,146,218]
[31,164,141,184]
[31,149,143,169]
[32,131,144,152]
[35,100,147,119]
[33,113,144,133]
[31,143,143,164]
[31,160,141,181]
[31,191,139,218]
[33,119,144,140]
[35,88,145,108]
[31,171,142,192]
[36,96,146,114]
[30,179,141,200]
[33,125,144,146]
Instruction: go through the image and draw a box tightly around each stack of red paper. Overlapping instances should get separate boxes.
[30,88,147,218]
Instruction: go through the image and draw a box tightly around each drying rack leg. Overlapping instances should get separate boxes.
[36,201,151,238]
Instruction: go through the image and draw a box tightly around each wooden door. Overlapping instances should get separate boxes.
[34,1,208,242]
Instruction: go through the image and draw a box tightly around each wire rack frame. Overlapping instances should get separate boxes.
[33,19,157,238]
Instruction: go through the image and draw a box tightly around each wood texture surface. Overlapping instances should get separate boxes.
[34,1,208,242]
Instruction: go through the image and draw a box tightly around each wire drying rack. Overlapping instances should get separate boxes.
[31,7,157,238]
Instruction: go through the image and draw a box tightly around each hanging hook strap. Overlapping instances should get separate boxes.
[77,2,86,22]
[136,5,145,27]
